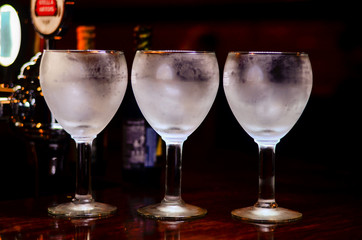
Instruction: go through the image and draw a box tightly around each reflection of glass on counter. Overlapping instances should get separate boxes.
[254,223,276,240]
[158,221,183,240]
[71,218,96,240]
[249,221,298,240]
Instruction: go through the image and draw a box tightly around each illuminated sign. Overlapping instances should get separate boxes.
[31,0,64,36]
[35,0,58,16]
[0,4,21,67]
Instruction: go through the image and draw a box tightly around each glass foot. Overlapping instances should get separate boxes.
[48,201,117,218]
[137,200,207,221]
[231,206,302,223]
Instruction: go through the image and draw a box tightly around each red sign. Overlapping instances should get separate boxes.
[35,0,57,16]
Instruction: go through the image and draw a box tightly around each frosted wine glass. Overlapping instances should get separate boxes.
[40,50,128,218]
[223,51,312,223]
[132,50,219,220]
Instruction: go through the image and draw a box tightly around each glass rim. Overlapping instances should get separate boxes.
[43,49,124,54]
[229,51,308,56]
[136,50,215,54]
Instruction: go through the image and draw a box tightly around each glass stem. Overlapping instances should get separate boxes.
[163,141,184,204]
[255,142,278,209]
[74,140,94,204]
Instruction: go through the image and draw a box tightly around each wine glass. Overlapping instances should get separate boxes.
[131,50,219,220]
[39,50,128,218]
[223,51,312,223]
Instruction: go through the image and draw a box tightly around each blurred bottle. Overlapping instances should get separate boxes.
[121,25,163,188]
[76,25,96,50]
[9,35,71,196]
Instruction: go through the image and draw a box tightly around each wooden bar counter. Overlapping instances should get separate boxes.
[0,146,360,240]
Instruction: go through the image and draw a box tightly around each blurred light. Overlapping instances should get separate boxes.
[0,97,9,104]
[0,4,21,67]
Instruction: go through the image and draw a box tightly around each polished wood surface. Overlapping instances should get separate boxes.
[0,148,360,240]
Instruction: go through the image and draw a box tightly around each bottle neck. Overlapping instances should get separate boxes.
[76,25,96,50]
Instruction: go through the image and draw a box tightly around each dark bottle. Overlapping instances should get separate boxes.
[9,46,72,196]
[121,25,163,188]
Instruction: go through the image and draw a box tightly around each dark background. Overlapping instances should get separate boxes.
[0,0,361,200]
